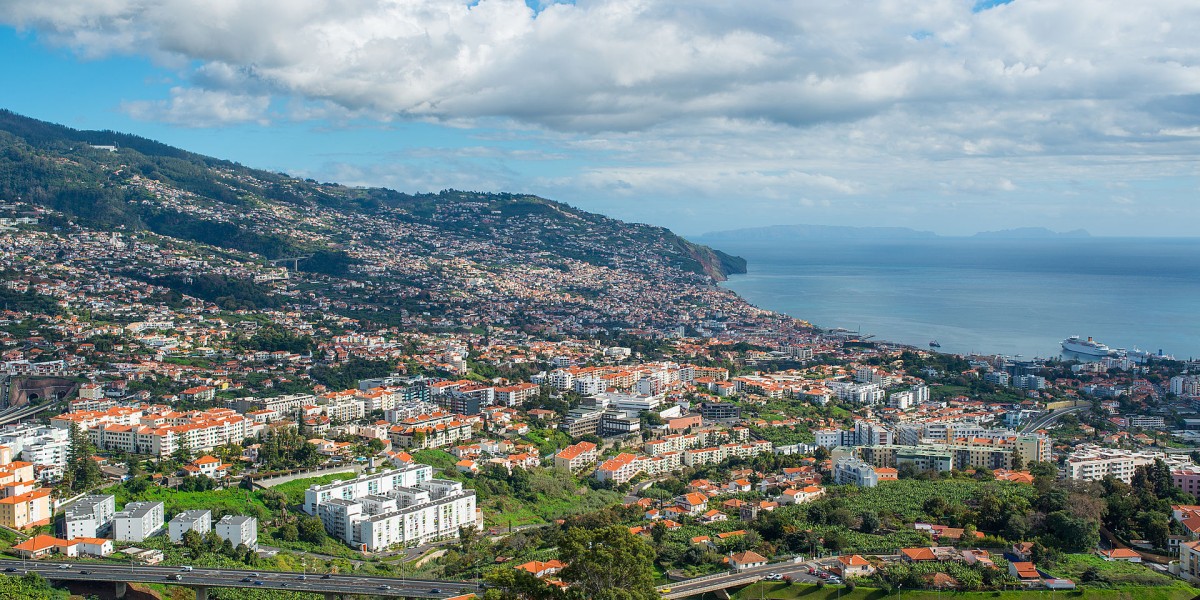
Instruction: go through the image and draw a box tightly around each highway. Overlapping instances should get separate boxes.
[660,556,827,599]
[0,558,482,598]
[1020,405,1089,434]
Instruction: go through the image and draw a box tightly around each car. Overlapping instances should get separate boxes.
[765,573,783,581]
[808,567,816,574]
[250,573,260,578]
[79,570,90,575]
[254,581,264,586]
[818,571,830,579]
[430,589,441,594]
[180,566,193,572]
[4,567,16,572]
[379,584,392,590]
[321,574,332,579]
[169,574,183,581]
[241,577,253,583]
[658,588,672,594]
[58,564,69,570]
[297,575,307,580]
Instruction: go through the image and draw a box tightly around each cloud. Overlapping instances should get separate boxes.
[121,87,272,127]
[6,0,1200,234]
[5,0,1199,132]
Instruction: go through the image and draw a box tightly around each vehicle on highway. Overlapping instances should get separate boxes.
[241,577,253,582]
[379,584,392,590]
[249,573,260,577]
[79,570,90,575]
[297,575,306,580]
[431,588,441,594]
[4,567,16,572]
[321,574,332,579]
[58,564,69,570]
[254,581,264,586]
[658,587,671,593]
[169,574,182,581]
[180,566,193,571]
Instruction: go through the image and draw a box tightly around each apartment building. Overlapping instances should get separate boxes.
[216,515,258,549]
[306,468,477,552]
[63,494,116,540]
[834,458,880,487]
[0,487,52,529]
[0,424,70,468]
[168,510,211,543]
[554,441,598,471]
[1065,445,1193,483]
[113,501,165,542]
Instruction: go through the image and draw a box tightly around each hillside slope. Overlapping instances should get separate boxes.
[0,109,753,336]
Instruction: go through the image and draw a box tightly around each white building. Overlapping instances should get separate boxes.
[833,457,880,487]
[0,424,70,468]
[168,510,211,543]
[215,515,258,550]
[63,495,116,540]
[1065,445,1193,483]
[113,501,165,542]
[306,467,478,552]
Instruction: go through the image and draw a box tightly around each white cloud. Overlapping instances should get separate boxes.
[121,87,271,127]
[6,0,1200,234]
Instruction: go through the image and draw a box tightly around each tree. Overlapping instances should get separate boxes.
[1043,511,1098,552]
[558,525,658,600]
[182,529,203,553]
[277,523,299,542]
[298,516,327,544]
[858,511,880,534]
[484,567,562,600]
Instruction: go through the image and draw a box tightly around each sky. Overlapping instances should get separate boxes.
[2,0,1199,237]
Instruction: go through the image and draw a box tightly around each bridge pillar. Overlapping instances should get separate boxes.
[194,586,209,600]
[114,581,127,598]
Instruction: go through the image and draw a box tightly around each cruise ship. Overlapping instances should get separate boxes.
[1061,336,1114,357]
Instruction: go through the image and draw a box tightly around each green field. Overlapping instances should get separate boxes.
[729,583,1200,600]
[270,471,358,505]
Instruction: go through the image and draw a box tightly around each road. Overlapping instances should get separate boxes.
[660,556,827,599]
[1020,405,1088,434]
[0,558,481,598]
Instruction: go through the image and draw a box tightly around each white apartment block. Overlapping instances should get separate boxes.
[63,495,116,540]
[114,501,165,542]
[307,468,476,552]
[832,382,886,405]
[0,424,70,468]
[168,510,211,543]
[1171,376,1200,397]
[215,515,258,550]
[834,457,880,487]
[304,464,433,514]
[58,407,257,458]
[1064,445,1193,483]
[681,441,774,467]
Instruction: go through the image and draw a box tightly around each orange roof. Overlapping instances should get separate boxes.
[681,492,707,506]
[900,547,937,561]
[838,555,870,566]
[13,534,71,552]
[1011,561,1040,579]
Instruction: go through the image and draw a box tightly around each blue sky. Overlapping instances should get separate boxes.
[2,0,1199,237]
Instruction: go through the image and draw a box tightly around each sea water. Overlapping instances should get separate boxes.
[716,238,1200,359]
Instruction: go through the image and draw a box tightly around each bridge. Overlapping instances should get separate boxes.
[660,556,827,599]
[0,558,481,599]
[0,398,67,426]
[268,255,313,270]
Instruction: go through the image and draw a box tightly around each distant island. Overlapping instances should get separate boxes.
[695,223,1092,243]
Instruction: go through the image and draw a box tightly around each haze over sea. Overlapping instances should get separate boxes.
[708,235,1200,360]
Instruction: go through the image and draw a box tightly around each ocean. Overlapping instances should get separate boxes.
[713,237,1200,360]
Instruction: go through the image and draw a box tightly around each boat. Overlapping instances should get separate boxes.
[1061,336,1114,357]
[929,340,941,348]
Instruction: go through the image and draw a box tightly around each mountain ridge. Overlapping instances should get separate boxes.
[0,109,761,336]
